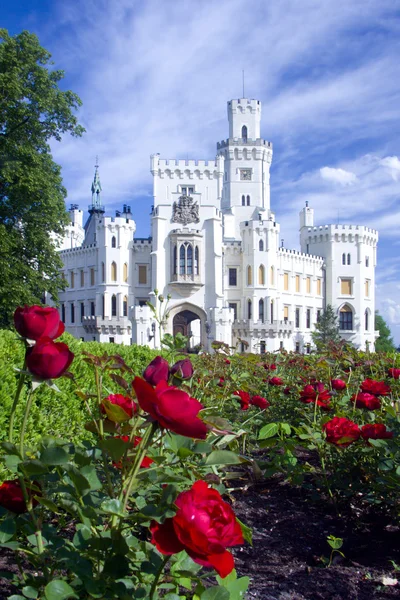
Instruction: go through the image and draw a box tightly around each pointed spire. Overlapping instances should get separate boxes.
[91,157,103,210]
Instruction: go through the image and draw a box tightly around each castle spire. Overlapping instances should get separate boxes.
[90,157,104,213]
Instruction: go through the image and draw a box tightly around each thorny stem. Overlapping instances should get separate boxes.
[149,555,169,600]
[9,355,27,444]
[19,388,34,458]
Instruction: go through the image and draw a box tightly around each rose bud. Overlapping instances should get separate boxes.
[143,356,169,386]
[170,358,194,380]
[269,376,284,386]
[14,305,64,341]
[233,390,250,411]
[331,379,346,391]
[0,479,39,514]
[101,394,137,422]
[26,337,74,380]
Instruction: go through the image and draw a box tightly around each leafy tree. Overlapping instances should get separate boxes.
[0,29,84,328]
[374,312,395,352]
[311,304,341,349]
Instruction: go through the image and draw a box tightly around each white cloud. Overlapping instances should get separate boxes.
[320,167,357,185]
[380,156,400,180]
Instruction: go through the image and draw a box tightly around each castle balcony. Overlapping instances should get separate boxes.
[82,315,131,335]
[169,273,204,296]
[233,319,293,338]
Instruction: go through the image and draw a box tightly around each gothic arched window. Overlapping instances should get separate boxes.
[242,195,245,206]
[247,299,252,319]
[173,245,177,275]
[258,265,265,285]
[123,295,128,317]
[242,125,248,142]
[270,266,274,285]
[247,195,250,206]
[195,246,199,275]
[187,244,193,275]
[111,262,117,282]
[179,245,185,275]
[111,236,116,248]
[111,294,117,317]
[259,239,264,251]
[365,309,369,331]
[347,253,351,265]
[247,265,252,286]
[342,253,346,265]
[259,299,264,323]
[101,262,105,282]
[339,305,353,330]
[123,263,128,282]
[270,300,274,323]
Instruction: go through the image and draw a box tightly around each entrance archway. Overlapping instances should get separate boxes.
[173,310,200,350]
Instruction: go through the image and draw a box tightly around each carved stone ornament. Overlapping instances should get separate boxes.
[172,195,200,225]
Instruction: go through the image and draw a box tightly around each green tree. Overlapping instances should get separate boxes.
[0,29,84,328]
[311,304,341,349]
[374,312,395,352]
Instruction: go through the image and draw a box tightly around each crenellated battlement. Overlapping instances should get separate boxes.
[217,138,272,150]
[307,224,378,236]
[305,223,378,246]
[278,248,324,262]
[157,158,219,169]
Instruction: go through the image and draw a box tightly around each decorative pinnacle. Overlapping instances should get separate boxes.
[91,157,102,209]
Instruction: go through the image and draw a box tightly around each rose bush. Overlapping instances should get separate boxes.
[322,417,361,447]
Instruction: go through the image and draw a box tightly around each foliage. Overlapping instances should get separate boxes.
[375,312,395,352]
[0,29,84,327]
[311,304,341,350]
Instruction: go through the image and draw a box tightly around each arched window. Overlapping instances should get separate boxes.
[347,253,351,265]
[247,265,252,286]
[339,305,353,330]
[179,245,185,275]
[101,262,105,282]
[102,294,105,319]
[123,295,128,317]
[123,263,128,282]
[246,195,250,206]
[270,300,274,323]
[187,244,193,275]
[259,239,264,251]
[111,262,117,282]
[242,125,248,142]
[259,299,264,323]
[242,195,245,206]
[111,294,117,317]
[258,265,265,285]
[365,310,369,331]
[111,236,116,248]
[195,246,199,275]
[247,299,252,319]
[173,245,177,275]
[366,256,369,267]
[270,266,274,285]
[342,253,346,265]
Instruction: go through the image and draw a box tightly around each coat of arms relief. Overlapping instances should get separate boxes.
[172,195,200,225]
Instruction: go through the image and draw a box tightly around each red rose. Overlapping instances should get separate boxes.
[361,423,393,441]
[132,377,207,439]
[0,479,38,514]
[113,436,154,469]
[351,392,381,410]
[224,359,231,365]
[322,417,360,447]
[388,368,400,380]
[26,337,74,380]
[360,379,391,397]
[14,305,65,341]
[251,395,270,409]
[269,376,284,386]
[143,356,169,386]
[170,358,194,379]
[101,394,137,422]
[217,377,225,387]
[300,383,331,409]
[331,379,346,391]
[150,480,244,578]
[233,390,250,411]
[264,363,276,370]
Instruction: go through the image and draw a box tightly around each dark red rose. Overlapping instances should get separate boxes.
[322,417,360,447]
[233,390,250,411]
[283,387,291,395]
[351,392,381,410]
[361,423,393,442]
[264,363,277,370]
[143,356,169,386]
[170,358,194,379]
[360,379,391,397]
[26,337,74,380]
[132,377,207,439]
[0,479,38,514]
[251,395,270,409]
[300,383,331,409]
[150,480,244,578]
[101,394,137,422]
[217,377,225,387]
[388,368,400,380]
[269,376,284,386]
[331,379,346,391]
[113,436,154,469]
[224,359,231,365]
[14,305,65,341]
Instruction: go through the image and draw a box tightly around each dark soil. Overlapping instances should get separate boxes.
[1,478,399,599]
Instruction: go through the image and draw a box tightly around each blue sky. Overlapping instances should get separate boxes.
[3,0,400,344]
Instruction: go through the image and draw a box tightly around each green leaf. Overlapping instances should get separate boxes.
[0,442,21,455]
[258,423,279,439]
[9,596,27,600]
[101,399,131,423]
[99,437,130,462]
[200,586,230,600]
[100,499,126,517]
[40,447,69,465]
[280,423,291,436]
[80,465,102,491]
[44,580,77,600]
[64,464,90,496]
[20,459,48,476]
[0,518,16,543]
[327,535,343,550]
[205,450,243,466]
[237,518,252,546]
[35,498,60,514]
[22,586,39,599]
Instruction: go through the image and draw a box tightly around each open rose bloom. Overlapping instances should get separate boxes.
[14,305,65,341]
[151,480,244,578]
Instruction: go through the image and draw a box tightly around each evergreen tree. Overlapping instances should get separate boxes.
[311,304,341,349]
[0,29,84,328]
[374,312,395,352]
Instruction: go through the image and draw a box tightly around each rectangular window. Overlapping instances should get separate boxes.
[283,273,289,291]
[306,277,311,294]
[80,302,85,321]
[295,342,300,352]
[90,301,95,316]
[295,275,300,293]
[260,341,266,354]
[229,302,238,320]
[90,268,95,286]
[70,271,75,288]
[295,308,300,328]
[70,303,75,324]
[317,278,322,295]
[138,265,147,285]
[229,268,237,286]
[341,278,352,295]
[61,304,65,323]
[306,344,311,354]
[109,337,115,344]
[306,308,311,328]
[283,305,289,321]
[365,279,370,297]
[80,270,84,287]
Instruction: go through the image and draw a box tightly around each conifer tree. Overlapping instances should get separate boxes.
[311,304,341,349]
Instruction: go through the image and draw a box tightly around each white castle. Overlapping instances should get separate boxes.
[57,98,378,352]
